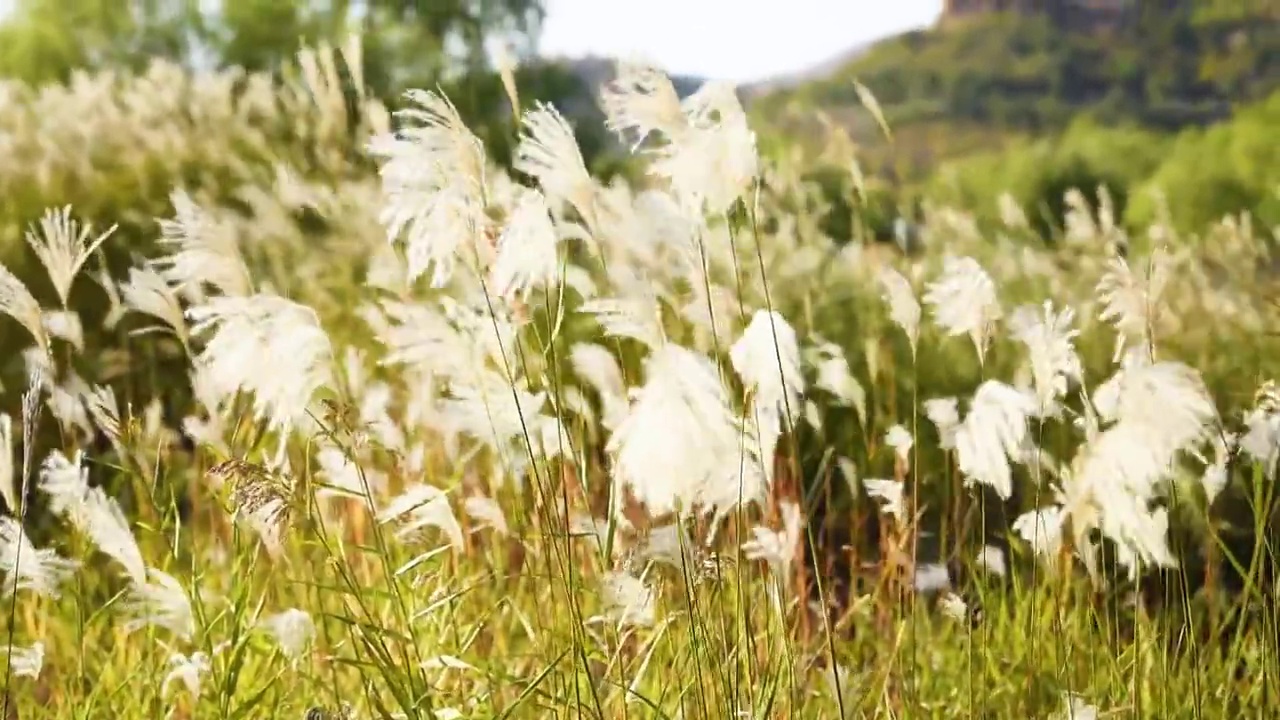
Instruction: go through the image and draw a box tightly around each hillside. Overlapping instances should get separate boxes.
[749,8,1279,181]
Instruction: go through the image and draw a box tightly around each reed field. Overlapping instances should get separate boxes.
[0,40,1279,719]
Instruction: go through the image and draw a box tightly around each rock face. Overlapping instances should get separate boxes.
[941,0,1139,30]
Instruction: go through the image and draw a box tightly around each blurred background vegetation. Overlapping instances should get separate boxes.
[0,0,1276,404]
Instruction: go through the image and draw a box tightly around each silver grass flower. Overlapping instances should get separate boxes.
[1010,301,1082,416]
[257,608,315,663]
[377,483,463,551]
[580,295,665,349]
[188,294,333,434]
[954,381,1037,499]
[1096,250,1170,363]
[121,568,195,640]
[368,89,488,287]
[924,256,1001,365]
[924,397,961,450]
[877,267,921,356]
[0,264,48,354]
[153,190,252,298]
[514,103,595,220]
[0,516,79,598]
[41,309,83,352]
[1201,431,1236,504]
[315,445,383,501]
[462,495,508,536]
[1055,694,1099,720]
[885,425,913,464]
[741,502,803,579]
[24,205,116,308]
[730,310,804,422]
[0,415,13,513]
[39,450,146,585]
[489,190,562,301]
[863,478,905,521]
[1013,506,1066,560]
[1241,389,1280,478]
[608,344,761,518]
[654,81,758,215]
[570,343,629,432]
[939,592,968,622]
[975,545,1007,577]
[601,60,686,150]
[597,570,656,629]
[120,266,189,346]
[162,651,210,699]
[210,460,295,560]
[807,341,867,424]
[4,642,43,679]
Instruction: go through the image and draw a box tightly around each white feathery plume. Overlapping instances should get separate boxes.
[0,516,79,598]
[82,384,122,448]
[975,545,1007,577]
[637,522,696,570]
[121,568,195,640]
[655,81,758,215]
[885,425,913,464]
[0,414,13,513]
[374,299,492,380]
[863,478,905,521]
[45,374,94,440]
[1055,694,1099,720]
[807,341,867,423]
[315,445,383,501]
[0,264,48,354]
[953,381,1037,499]
[596,570,656,629]
[1009,301,1082,414]
[368,89,488,287]
[1013,506,1066,561]
[581,295,665,349]
[731,310,804,422]
[1096,250,1170,363]
[939,592,968,623]
[601,59,686,149]
[514,102,595,219]
[741,501,803,579]
[41,309,83,352]
[1241,385,1280,478]
[39,450,147,585]
[153,190,251,297]
[608,344,761,518]
[24,205,116,307]
[187,294,333,434]
[1201,431,1235,504]
[570,343,629,431]
[489,189,562,301]
[877,267,920,356]
[162,651,211,700]
[463,495,508,536]
[93,265,126,330]
[924,397,961,450]
[377,484,464,551]
[257,608,315,663]
[1064,361,1214,575]
[4,642,43,679]
[121,266,189,344]
[923,256,1001,365]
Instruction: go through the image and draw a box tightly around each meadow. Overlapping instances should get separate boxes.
[0,40,1279,719]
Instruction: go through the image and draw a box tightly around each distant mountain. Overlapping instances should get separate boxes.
[739,42,876,99]
[748,6,1279,180]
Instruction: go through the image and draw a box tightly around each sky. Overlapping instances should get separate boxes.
[540,0,944,83]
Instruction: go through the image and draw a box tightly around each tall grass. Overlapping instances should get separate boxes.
[0,41,1278,720]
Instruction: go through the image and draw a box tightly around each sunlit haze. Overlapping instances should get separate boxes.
[541,0,943,83]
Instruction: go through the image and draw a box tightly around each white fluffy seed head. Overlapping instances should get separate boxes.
[25,205,116,308]
[924,256,1001,365]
